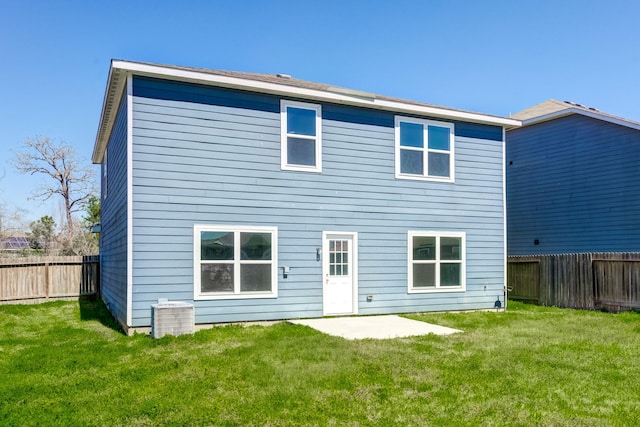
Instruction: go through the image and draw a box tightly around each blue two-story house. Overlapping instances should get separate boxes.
[92,60,519,333]
[507,99,640,255]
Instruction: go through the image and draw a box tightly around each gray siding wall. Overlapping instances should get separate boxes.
[100,90,129,326]
[507,114,640,255]
[129,77,505,326]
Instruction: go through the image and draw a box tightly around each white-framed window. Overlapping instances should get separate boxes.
[408,231,466,293]
[395,116,454,182]
[281,100,322,172]
[194,225,278,300]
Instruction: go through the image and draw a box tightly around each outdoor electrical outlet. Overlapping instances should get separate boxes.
[366,295,373,302]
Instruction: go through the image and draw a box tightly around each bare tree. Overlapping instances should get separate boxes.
[0,174,23,239]
[14,137,95,243]
[0,204,28,257]
[0,205,26,234]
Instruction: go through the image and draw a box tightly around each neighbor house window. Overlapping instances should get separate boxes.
[194,225,278,300]
[395,116,454,181]
[408,231,465,292]
[281,100,322,172]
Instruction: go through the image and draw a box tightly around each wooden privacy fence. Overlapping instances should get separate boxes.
[508,253,640,311]
[0,256,99,304]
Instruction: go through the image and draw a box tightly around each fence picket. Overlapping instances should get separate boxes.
[0,256,99,304]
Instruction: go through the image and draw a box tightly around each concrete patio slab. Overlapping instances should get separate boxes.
[289,315,461,340]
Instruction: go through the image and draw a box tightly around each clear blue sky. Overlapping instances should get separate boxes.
[1,0,639,226]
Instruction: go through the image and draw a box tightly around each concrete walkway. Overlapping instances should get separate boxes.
[289,315,461,340]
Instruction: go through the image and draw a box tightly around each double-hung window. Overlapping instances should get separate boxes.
[281,100,322,172]
[194,225,278,300]
[395,116,454,181]
[408,231,465,292]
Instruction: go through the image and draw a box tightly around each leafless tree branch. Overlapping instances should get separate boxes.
[13,136,96,239]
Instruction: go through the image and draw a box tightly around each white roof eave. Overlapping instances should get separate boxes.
[520,108,640,131]
[93,60,521,163]
[92,65,128,163]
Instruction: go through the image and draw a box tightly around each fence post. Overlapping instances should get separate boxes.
[96,259,100,298]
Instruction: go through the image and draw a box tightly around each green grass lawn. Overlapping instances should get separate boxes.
[1,300,639,426]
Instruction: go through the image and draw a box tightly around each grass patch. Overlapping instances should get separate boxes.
[1,300,639,426]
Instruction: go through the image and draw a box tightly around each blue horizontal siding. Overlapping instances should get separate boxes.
[100,88,128,328]
[133,76,502,141]
[126,77,506,326]
[133,76,280,114]
[507,114,640,255]
[323,103,394,128]
[456,121,503,141]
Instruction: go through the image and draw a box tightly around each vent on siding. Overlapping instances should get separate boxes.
[151,301,195,339]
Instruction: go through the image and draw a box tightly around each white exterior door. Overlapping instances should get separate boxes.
[323,232,357,316]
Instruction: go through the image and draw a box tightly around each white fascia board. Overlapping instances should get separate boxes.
[501,127,507,308]
[520,108,640,131]
[126,75,133,328]
[92,65,117,163]
[92,65,128,164]
[110,60,521,127]
[370,98,520,127]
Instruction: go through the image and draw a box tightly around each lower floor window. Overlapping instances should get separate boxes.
[408,231,465,292]
[194,225,278,299]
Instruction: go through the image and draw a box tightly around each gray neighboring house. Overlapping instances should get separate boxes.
[93,60,519,333]
[507,99,640,255]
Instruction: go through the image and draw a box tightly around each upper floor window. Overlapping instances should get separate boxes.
[281,100,322,172]
[395,116,454,182]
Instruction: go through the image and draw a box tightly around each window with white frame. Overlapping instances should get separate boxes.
[395,116,454,181]
[281,100,322,172]
[194,225,278,299]
[408,231,465,292]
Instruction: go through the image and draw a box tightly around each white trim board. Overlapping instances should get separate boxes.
[112,60,519,126]
[519,108,640,131]
[126,74,133,328]
[93,60,521,163]
[502,127,507,309]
